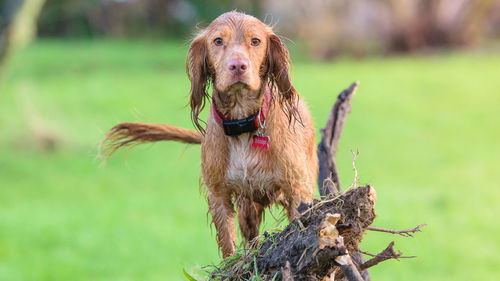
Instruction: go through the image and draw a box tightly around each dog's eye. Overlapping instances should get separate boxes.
[214,37,223,46]
[251,38,261,46]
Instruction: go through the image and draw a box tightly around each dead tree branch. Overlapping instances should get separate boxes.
[367,224,426,237]
[335,241,411,280]
[317,81,359,196]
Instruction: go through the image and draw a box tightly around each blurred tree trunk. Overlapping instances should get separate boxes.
[0,0,23,69]
[0,0,45,75]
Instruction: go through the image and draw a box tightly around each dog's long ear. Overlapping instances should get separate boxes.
[266,33,300,124]
[186,32,210,133]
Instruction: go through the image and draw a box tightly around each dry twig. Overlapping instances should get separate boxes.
[336,241,415,280]
[367,224,426,237]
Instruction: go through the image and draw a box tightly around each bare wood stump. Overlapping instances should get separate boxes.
[209,185,376,281]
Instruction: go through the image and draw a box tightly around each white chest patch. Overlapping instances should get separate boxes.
[225,136,278,195]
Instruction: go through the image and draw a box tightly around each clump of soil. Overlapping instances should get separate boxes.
[209,185,376,281]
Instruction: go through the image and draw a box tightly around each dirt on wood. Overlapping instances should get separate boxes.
[209,185,376,281]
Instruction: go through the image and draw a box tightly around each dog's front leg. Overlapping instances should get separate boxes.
[236,198,263,245]
[208,191,236,258]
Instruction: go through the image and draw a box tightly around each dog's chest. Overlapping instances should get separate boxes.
[225,136,277,193]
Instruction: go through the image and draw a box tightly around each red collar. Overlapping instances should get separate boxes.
[211,87,271,137]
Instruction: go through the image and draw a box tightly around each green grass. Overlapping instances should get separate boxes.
[0,39,499,281]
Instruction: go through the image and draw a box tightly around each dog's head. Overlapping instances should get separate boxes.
[186,11,298,132]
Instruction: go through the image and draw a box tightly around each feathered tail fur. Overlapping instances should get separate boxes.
[99,122,202,159]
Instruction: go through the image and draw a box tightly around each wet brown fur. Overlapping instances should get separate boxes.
[100,122,202,159]
[101,12,318,258]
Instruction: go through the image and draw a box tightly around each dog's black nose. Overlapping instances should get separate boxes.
[228,59,248,75]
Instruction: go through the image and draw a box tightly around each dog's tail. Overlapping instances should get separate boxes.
[99,122,202,159]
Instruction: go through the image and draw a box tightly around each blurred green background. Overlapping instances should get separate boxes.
[1,1,500,281]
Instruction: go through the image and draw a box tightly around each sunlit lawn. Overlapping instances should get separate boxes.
[0,40,499,281]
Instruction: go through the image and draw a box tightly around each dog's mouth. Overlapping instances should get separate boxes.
[219,80,250,93]
[230,80,249,89]
[216,72,261,93]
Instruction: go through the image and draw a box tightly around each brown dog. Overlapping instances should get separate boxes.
[103,11,318,258]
